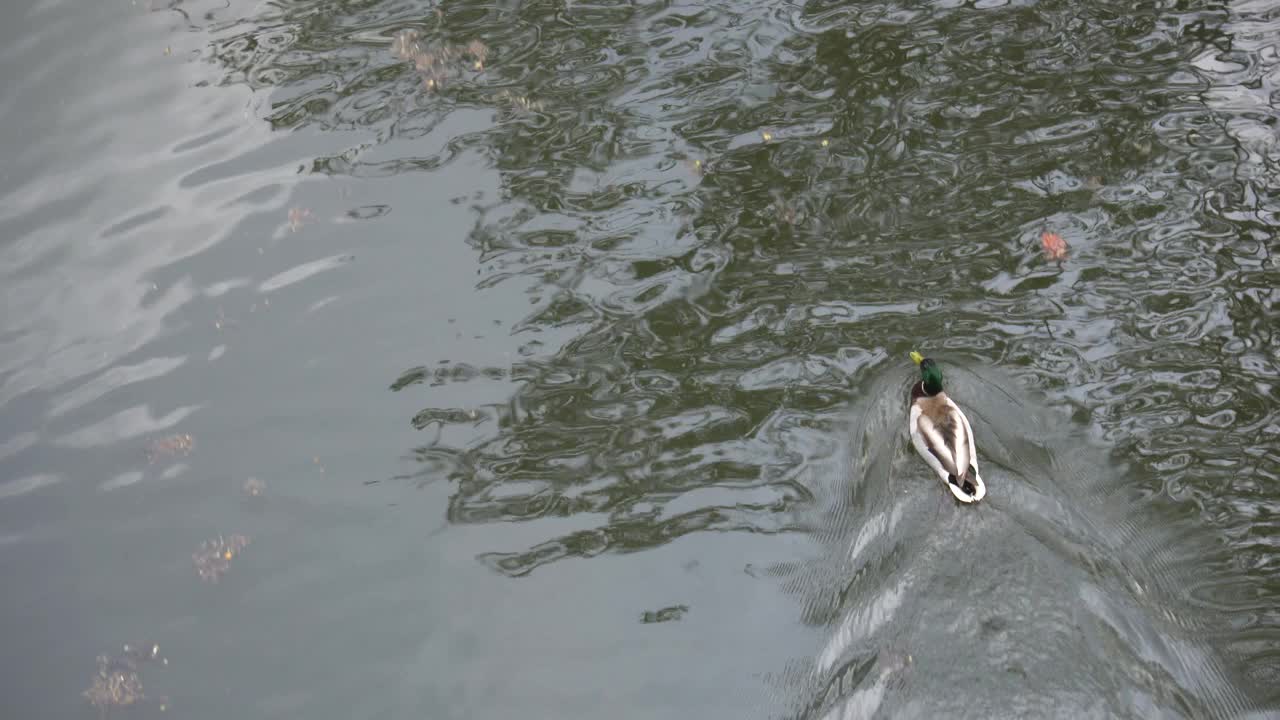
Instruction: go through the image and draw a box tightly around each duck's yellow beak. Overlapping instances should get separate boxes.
[909,351,924,365]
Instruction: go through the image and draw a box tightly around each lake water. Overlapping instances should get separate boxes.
[1,0,1278,718]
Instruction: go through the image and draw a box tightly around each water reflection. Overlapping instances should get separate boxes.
[360,0,1278,713]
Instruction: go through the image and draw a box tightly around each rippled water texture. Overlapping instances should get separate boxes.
[1,0,1278,717]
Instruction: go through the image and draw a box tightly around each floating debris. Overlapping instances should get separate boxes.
[881,648,913,675]
[288,207,312,232]
[83,644,167,716]
[242,477,266,497]
[390,28,421,60]
[769,188,805,226]
[390,28,488,92]
[466,39,488,70]
[1040,231,1068,261]
[640,604,689,624]
[494,89,544,113]
[193,534,250,583]
[410,407,485,431]
[122,643,164,665]
[145,434,193,463]
[213,307,230,331]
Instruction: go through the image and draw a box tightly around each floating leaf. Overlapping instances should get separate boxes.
[1040,231,1068,260]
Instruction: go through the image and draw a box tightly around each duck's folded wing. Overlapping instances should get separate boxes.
[947,404,971,482]
[916,412,960,477]
[954,401,979,475]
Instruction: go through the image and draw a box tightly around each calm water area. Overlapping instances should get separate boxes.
[1,0,1278,717]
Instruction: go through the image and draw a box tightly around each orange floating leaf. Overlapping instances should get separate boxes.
[1040,231,1067,260]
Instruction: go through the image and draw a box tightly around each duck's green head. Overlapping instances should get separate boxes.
[910,351,944,395]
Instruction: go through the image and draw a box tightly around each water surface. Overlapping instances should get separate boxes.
[1,0,1278,718]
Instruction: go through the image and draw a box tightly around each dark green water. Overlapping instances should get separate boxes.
[1,0,1278,717]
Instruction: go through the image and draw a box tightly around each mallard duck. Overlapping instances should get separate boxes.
[908,351,986,503]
